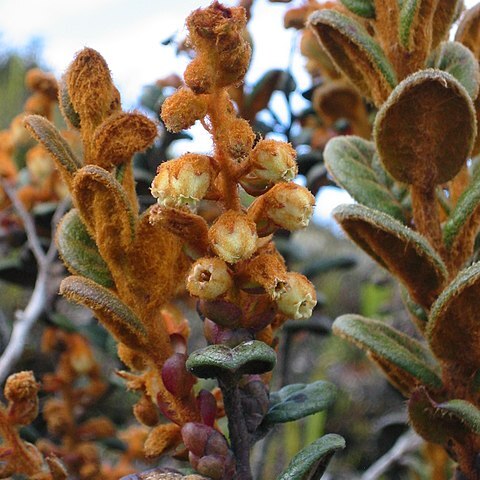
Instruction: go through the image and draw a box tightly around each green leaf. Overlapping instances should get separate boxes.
[333,204,447,308]
[443,173,480,249]
[427,41,480,100]
[408,387,478,444]
[427,262,480,368]
[340,0,375,18]
[333,314,442,392]
[186,341,276,379]
[308,9,396,106]
[324,136,405,221]
[265,381,337,425]
[399,0,422,49]
[60,275,147,350]
[56,209,114,288]
[24,115,82,177]
[374,69,476,185]
[277,434,345,480]
[436,399,480,435]
[58,80,81,129]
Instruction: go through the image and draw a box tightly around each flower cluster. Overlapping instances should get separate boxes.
[151,3,317,336]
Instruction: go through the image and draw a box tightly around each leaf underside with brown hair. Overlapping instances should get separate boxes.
[428,262,480,368]
[308,9,396,106]
[374,69,476,185]
[333,204,447,308]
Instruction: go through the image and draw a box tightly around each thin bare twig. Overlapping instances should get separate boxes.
[0,182,69,384]
[1,179,45,264]
[361,429,423,480]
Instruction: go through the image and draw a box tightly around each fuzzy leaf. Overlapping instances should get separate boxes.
[277,434,345,480]
[186,341,276,379]
[265,381,337,425]
[374,69,476,185]
[58,80,81,129]
[436,399,480,435]
[431,0,462,50]
[408,387,475,444]
[428,262,480,368]
[333,314,442,391]
[443,173,480,249]
[93,112,158,168]
[340,0,375,18]
[24,115,82,180]
[56,209,114,288]
[308,9,396,106]
[456,3,480,59]
[324,136,405,221]
[60,276,147,350]
[427,41,480,100]
[72,165,136,251]
[333,204,447,308]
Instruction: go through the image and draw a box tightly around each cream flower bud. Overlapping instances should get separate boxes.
[209,211,258,264]
[276,272,317,320]
[151,153,214,209]
[186,257,233,300]
[248,183,315,235]
[249,139,298,183]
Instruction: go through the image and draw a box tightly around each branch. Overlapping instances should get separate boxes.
[0,186,69,384]
[1,179,45,264]
[360,429,423,480]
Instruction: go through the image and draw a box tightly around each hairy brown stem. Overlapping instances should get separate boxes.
[411,183,445,259]
[208,91,241,211]
[219,376,253,480]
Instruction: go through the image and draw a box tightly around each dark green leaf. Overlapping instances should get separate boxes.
[186,341,276,379]
[265,380,337,425]
[277,434,345,480]
[333,314,442,391]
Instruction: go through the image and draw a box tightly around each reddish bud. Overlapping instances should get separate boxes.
[197,390,217,427]
[197,299,242,327]
[203,319,253,347]
[161,353,196,398]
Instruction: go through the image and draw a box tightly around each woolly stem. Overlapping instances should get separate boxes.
[219,376,253,480]
[411,183,445,258]
[207,91,241,212]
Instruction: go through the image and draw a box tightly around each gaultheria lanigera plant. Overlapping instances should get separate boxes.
[309,0,480,478]
[17,2,344,479]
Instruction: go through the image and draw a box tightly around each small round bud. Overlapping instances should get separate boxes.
[4,371,39,402]
[161,87,208,133]
[208,211,258,264]
[151,154,215,209]
[248,139,298,184]
[276,272,317,320]
[224,118,255,163]
[248,183,315,235]
[186,257,233,300]
[161,353,196,398]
